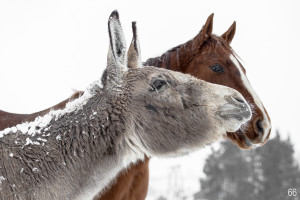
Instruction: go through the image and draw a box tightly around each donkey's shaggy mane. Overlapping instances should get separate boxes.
[0,81,103,139]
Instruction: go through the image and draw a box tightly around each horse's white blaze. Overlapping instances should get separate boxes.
[230,55,271,142]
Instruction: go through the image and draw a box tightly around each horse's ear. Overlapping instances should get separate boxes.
[127,22,142,68]
[221,21,236,44]
[106,10,127,90]
[190,13,214,53]
[198,13,214,44]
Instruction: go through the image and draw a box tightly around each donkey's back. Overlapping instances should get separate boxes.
[0,91,83,131]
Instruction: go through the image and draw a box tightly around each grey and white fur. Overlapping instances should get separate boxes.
[0,10,252,200]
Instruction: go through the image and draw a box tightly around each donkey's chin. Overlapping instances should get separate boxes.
[222,117,251,133]
[224,121,245,133]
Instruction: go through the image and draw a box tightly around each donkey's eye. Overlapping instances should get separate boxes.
[150,79,167,92]
[210,64,224,73]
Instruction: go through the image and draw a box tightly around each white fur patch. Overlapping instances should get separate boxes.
[230,54,271,142]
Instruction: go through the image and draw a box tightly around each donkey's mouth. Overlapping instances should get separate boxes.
[218,109,251,121]
[217,103,252,133]
[217,104,252,122]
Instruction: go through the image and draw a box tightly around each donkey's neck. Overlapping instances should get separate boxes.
[0,82,142,200]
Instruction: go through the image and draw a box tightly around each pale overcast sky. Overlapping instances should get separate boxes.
[1,0,300,199]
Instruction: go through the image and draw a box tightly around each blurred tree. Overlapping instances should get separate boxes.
[198,141,255,200]
[196,130,300,200]
[255,131,300,200]
[156,196,167,200]
[195,148,222,200]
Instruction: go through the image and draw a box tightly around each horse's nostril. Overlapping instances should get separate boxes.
[256,119,264,134]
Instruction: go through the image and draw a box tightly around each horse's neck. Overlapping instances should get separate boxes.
[0,90,139,200]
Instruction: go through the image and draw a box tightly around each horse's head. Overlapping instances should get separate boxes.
[104,11,252,157]
[146,14,271,149]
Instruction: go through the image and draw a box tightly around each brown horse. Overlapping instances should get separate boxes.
[145,14,271,149]
[0,14,271,200]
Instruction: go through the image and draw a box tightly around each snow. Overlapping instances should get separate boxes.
[0,176,5,184]
[25,138,40,146]
[32,168,39,172]
[37,138,47,142]
[0,80,103,140]
[56,135,61,141]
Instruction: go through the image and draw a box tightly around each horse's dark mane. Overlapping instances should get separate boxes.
[144,34,234,69]
[202,34,233,53]
[170,34,232,53]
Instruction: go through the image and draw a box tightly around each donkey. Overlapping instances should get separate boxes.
[0,11,251,200]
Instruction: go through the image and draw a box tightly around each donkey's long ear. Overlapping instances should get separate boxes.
[127,22,142,68]
[106,10,127,90]
[221,21,236,44]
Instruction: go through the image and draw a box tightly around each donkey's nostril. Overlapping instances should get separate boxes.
[233,97,245,104]
[255,119,264,134]
[225,95,246,105]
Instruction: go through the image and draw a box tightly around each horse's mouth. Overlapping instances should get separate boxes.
[226,130,254,149]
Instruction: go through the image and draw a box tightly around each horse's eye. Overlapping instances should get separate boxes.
[210,64,224,73]
[150,79,167,92]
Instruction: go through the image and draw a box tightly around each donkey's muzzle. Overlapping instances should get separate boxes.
[218,95,252,122]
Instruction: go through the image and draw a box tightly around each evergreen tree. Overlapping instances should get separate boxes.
[156,196,167,200]
[255,131,300,200]
[197,148,222,200]
[199,141,255,200]
[196,130,300,200]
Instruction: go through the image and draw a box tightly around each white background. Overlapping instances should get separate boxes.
[1,0,300,199]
